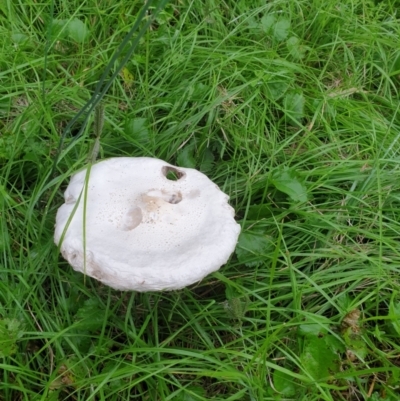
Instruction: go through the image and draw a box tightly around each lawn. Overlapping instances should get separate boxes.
[1,0,400,400]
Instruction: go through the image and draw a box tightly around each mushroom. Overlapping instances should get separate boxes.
[54,157,241,291]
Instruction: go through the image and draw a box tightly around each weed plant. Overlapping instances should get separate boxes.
[1,0,400,400]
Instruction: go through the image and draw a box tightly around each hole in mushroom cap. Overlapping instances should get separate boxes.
[166,191,182,204]
[162,166,185,181]
[146,189,183,204]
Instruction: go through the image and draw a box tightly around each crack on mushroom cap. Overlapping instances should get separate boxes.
[121,192,182,231]
[146,189,183,205]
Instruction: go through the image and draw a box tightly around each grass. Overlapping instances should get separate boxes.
[1,0,400,399]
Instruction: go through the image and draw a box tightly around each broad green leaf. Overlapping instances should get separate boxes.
[23,152,41,165]
[67,18,89,43]
[199,148,214,172]
[261,14,275,33]
[156,6,175,25]
[66,331,93,354]
[108,379,124,392]
[75,299,105,332]
[177,142,196,168]
[51,19,69,39]
[257,69,293,100]
[273,369,296,396]
[284,91,305,122]
[323,333,345,353]
[235,231,272,267]
[11,33,28,44]
[25,137,47,156]
[124,118,150,143]
[300,336,340,381]
[0,318,23,357]
[286,36,299,53]
[265,80,290,100]
[342,327,368,360]
[299,323,328,337]
[286,36,306,59]
[271,167,308,202]
[225,285,242,300]
[192,82,209,100]
[51,18,89,43]
[63,356,89,383]
[247,204,273,220]
[273,18,291,41]
[90,338,115,356]
[102,360,126,375]
[247,16,259,31]
[222,296,249,320]
[43,391,60,401]
[298,315,332,337]
[65,286,85,314]
[336,293,353,311]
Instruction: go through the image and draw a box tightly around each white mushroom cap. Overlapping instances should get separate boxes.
[54,157,241,291]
